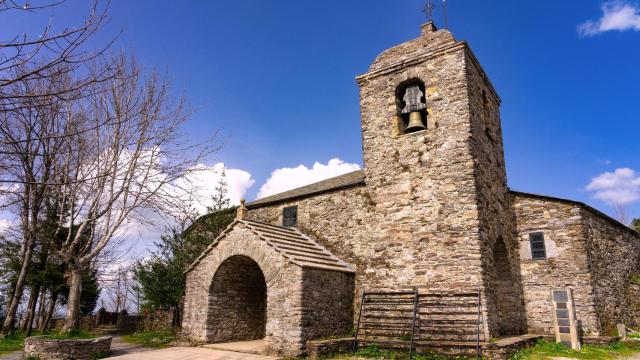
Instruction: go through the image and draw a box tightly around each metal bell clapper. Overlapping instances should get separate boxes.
[402,85,427,133]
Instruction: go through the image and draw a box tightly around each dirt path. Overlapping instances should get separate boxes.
[0,351,20,360]
[108,347,277,360]
[108,336,152,357]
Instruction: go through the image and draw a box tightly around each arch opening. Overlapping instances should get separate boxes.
[395,78,427,134]
[492,237,523,336]
[207,255,267,342]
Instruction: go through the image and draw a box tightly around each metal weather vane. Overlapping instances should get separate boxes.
[422,0,436,22]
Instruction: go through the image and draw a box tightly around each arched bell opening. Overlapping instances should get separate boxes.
[395,79,428,134]
[207,255,267,342]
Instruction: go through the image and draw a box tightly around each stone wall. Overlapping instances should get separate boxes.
[629,281,640,326]
[465,45,526,336]
[52,315,96,333]
[581,208,640,334]
[307,338,355,359]
[512,192,600,335]
[301,268,354,341]
[23,336,111,360]
[208,255,267,342]
[140,309,175,332]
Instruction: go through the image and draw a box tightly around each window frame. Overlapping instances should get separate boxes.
[529,231,547,260]
[282,205,298,228]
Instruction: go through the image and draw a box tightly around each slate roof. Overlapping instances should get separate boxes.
[247,170,366,208]
[185,218,355,274]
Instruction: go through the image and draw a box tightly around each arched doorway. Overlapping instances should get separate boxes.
[493,237,523,336]
[207,255,267,342]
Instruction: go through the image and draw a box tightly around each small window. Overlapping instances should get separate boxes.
[529,232,546,260]
[283,206,298,227]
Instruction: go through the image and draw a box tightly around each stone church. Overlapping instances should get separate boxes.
[181,22,640,356]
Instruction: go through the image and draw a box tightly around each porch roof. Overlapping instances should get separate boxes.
[185,219,355,274]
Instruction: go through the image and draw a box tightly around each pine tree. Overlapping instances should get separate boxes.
[632,218,640,232]
[207,168,231,213]
[133,169,236,311]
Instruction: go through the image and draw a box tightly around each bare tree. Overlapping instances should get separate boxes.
[103,264,133,313]
[0,0,117,336]
[612,203,630,226]
[52,56,216,332]
[0,0,116,112]
[0,68,73,335]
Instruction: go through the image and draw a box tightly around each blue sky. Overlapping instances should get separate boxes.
[2,0,639,223]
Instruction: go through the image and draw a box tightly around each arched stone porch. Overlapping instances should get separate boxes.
[182,219,355,356]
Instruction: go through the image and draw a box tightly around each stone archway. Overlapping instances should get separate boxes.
[206,255,267,342]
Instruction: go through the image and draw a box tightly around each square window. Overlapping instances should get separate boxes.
[529,232,546,260]
[283,206,298,227]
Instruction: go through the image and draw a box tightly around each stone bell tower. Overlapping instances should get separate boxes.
[355,22,526,337]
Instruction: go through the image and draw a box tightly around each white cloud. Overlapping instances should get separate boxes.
[114,162,254,259]
[173,162,255,214]
[0,218,11,234]
[578,1,640,36]
[257,158,361,199]
[586,167,640,205]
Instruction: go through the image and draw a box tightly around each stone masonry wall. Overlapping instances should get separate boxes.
[23,336,111,360]
[464,49,526,336]
[208,255,267,342]
[512,193,600,335]
[581,208,640,334]
[630,281,640,326]
[301,268,355,340]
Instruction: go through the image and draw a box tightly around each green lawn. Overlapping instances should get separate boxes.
[328,345,475,360]
[300,341,640,360]
[0,332,27,356]
[511,339,640,360]
[121,331,175,349]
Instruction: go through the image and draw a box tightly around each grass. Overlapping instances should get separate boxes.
[40,330,96,340]
[510,339,640,360]
[0,332,27,355]
[329,345,474,360]
[121,330,175,349]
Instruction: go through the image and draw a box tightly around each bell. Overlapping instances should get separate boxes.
[405,111,426,133]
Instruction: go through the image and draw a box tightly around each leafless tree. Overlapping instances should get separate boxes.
[0,68,74,335]
[0,2,218,335]
[0,0,118,336]
[612,203,630,226]
[102,264,134,313]
[0,0,117,112]
[51,56,217,332]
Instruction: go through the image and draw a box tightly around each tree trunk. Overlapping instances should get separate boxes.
[36,286,47,330]
[62,264,83,333]
[25,284,41,336]
[21,285,39,332]
[1,235,35,337]
[41,291,58,332]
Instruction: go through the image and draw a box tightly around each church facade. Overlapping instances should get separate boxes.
[181,23,640,356]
